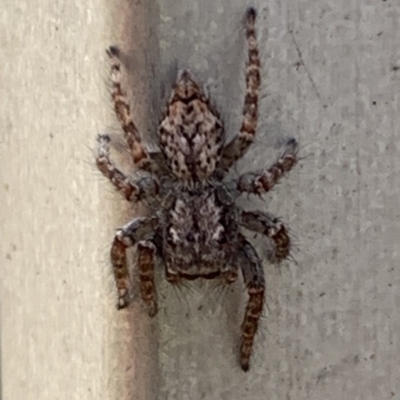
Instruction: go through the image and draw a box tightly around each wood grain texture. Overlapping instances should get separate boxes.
[2,0,400,399]
[1,1,160,399]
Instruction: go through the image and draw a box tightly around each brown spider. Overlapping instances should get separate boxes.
[96,8,298,371]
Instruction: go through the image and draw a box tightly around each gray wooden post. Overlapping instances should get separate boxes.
[2,0,399,399]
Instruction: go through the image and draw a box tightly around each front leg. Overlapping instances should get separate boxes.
[238,234,265,371]
[110,217,158,309]
[240,210,291,263]
[237,138,298,194]
[137,238,158,317]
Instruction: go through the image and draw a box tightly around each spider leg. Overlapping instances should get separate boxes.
[238,234,265,371]
[96,134,159,202]
[237,138,298,194]
[110,216,158,309]
[220,8,260,170]
[137,238,159,317]
[240,210,291,263]
[106,46,158,173]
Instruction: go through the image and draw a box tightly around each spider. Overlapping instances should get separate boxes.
[96,7,298,371]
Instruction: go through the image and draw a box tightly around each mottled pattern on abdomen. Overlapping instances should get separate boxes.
[159,70,223,184]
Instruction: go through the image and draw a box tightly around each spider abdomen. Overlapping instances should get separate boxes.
[159,70,224,184]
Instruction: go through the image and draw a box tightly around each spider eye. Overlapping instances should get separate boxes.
[217,234,227,244]
[186,232,195,242]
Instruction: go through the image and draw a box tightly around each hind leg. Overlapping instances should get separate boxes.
[106,46,159,173]
[237,138,298,195]
[96,134,159,201]
[220,8,261,170]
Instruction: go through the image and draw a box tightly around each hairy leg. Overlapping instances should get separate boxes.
[107,46,158,172]
[110,217,158,309]
[237,137,298,194]
[221,264,239,285]
[238,235,265,371]
[240,210,291,263]
[220,7,260,170]
[96,134,159,201]
[137,238,158,317]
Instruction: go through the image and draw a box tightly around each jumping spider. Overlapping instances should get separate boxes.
[96,8,298,371]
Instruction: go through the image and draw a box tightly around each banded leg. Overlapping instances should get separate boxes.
[240,210,291,263]
[96,134,159,202]
[111,217,158,309]
[237,138,298,194]
[238,235,265,371]
[137,239,158,317]
[107,46,156,172]
[220,7,261,170]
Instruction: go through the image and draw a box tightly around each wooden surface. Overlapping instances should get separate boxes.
[1,0,400,399]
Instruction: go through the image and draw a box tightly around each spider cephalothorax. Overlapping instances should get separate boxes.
[96,7,298,371]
